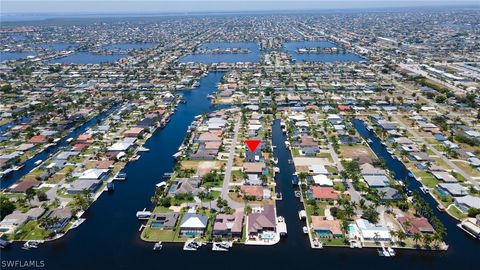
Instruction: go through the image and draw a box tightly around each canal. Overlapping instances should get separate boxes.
[1,104,120,189]
[2,78,479,270]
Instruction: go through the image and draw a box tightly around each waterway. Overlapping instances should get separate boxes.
[180,41,365,64]
[2,76,479,270]
[352,119,480,268]
[45,52,129,64]
[180,42,261,63]
[101,43,155,51]
[0,52,36,62]
[0,104,119,189]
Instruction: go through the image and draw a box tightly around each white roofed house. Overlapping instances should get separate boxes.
[66,168,110,194]
[355,218,391,243]
[179,211,209,237]
[455,195,480,213]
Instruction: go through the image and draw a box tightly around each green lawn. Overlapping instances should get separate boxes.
[10,221,49,241]
[142,227,177,242]
[448,205,467,220]
[320,237,348,246]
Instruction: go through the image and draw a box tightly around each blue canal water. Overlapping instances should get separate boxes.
[181,42,261,63]
[0,104,119,189]
[0,52,36,62]
[180,41,365,64]
[101,43,155,51]
[2,75,479,270]
[352,119,480,268]
[38,43,76,51]
[283,41,366,63]
[46,51,129,64]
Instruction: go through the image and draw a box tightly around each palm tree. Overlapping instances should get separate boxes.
[397,230,407,244]
[412,232,422,247]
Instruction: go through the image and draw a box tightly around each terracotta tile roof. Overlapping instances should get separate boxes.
[310,186,338,200]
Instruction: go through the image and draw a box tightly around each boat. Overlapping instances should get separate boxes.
[276,192,283,200]
[387,247,396,256]
[107,182,115,192]
[367,139,373,144]
[34,159,43,166]
[137,146,150,152]
[212,241,232,251]
[277,216,287,237]
[22,240,41,250]
[378,244,391,257]
[70,218,86,229]
[274,167,280,173]
[303,226,309,234]
[420,186,430,194]
[153,241,163,251]
[114,172,127,181]
[298,210,307,220]
[183,240,204,251]
[172,152,182,159]
[66,137,74,143]
[287,159,293,164]
[271,157,278,164]
[156,181,167,188]
[136,209,152,219]
[294,191,301,198]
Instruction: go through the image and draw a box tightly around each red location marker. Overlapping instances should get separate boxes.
[244,139,261,152]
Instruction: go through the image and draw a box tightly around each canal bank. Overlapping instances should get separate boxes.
[1,103,120,189]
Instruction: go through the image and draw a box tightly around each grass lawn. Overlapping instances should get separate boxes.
[333,182,347,192]
[413,169,439,188]
[231,170,245,182]
[10,221,49,241]
[321,237,348,246]
[317,152,333,162]
[153,206,173,213]
[201,190,221,202]
[448,205,467,220]
[453,161,480,177]
[142,227,177,242]
[325,165,338,175]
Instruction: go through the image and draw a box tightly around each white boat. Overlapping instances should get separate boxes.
[70,218,86,229]
[183,240,204,251]
[212,241,232,251]
[137,146,150,152]
[153,241,163,251]
[136,209,151,219]
[172,152,182,159]
[367,139,373,144]
[22,240,41,250]
[271,157,278,164]
[420,186,430,194]
[274,167,280,173]
[303,226,309,234]
[387,247,396,256]
[34,160,43,166]
[294,191,301,198]
[298,210,307,220]
[66,137,74,143]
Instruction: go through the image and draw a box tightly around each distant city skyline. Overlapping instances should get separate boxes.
[2,0,479,15]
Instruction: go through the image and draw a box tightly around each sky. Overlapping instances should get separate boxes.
[2,0,479,14]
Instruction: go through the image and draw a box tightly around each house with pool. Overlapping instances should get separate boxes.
[179,212,208,237]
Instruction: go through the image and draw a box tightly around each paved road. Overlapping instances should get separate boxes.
[323,124,364,204]
[392,115,479,189]
[221,115,244,209]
